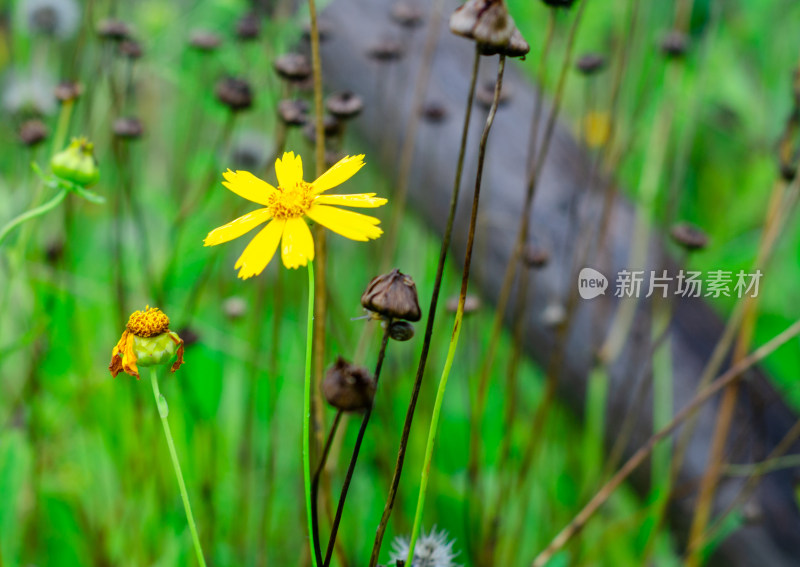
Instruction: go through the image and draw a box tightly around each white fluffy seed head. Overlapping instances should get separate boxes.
[388,526,460,567]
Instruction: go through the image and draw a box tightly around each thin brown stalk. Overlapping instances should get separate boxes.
[307,0,328,462]
[466,10,556,527]
[324,326,391,567]
[687,417,800,559]
[529,318,800,567]
[368,45,481,567]
[468,1,585,503]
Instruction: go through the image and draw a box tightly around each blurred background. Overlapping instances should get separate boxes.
[1,0,800,566]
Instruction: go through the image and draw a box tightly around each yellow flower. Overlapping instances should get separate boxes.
[205,151,387,278]
[109,306,185,379]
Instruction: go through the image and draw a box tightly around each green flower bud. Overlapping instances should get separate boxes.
[51,137,100,187]
[133,331,183,367]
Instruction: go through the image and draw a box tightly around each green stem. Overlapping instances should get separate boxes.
[303,260,318,567]
[406,54,506,564]
[0,188,67,246]
[149,368,207,567]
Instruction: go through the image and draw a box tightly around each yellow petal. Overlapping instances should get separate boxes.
[222,170,277,206]
[311,154,365,194]
[314,193,387,208]
[275,151,303,189]
[306,204,383,242]
[281,217,315,269]
[234,219,286,279]
[204,208,272,247]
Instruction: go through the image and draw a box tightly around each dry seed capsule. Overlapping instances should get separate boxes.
[670,222,708,251]
[215,77,253,112]
[273,53,312,83]
[361,269,422,322]
[113,117,144,139]
[321,356,376,412]
[326,91,364,120]
[19,119,48,147]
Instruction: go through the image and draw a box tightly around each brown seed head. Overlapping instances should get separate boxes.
[326,91,364,120]
[119,39,143,59]
[391,2,425,28]
[54,81,83,103]
[449,0,528,57]
[576,52,607,75]
[303,115,343,143]
[113,117,144,139]
[215,77,254,112]
[223,296,248,320]
[367,38,405,62]
[321,356,376,412]
[670,222,708,251]
[273,53,312,82]
[278,99,309,126]
[19,119,48,146]
[361,269,422,322]
[421,101,448,123]
[236,12,261,40]
[477,27,530,58]
[523,243,550,268]
[660,30,689,58]
[97,18,130,41]
[189,30,222,52]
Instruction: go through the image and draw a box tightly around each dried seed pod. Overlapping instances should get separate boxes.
[660,30,689,58]
[112,117,144,139]
[388,320,415,341]
[446,294,481,314]
[215,77,253,112]
[325,91,364,120]
[277,99,309,126]
[421,101,448,123]
[236,12,261,40]
[273,53,312,82]
[367,38,405,62]
[576,52,607,75]
[119,39,143,59]
[670,222,708,251]
[189,29,222,52]
[302,115,343,143]
[321,356,376,412]
[361,269,422,322]
[45,239,64,265]
[19,119,48,146]
[523,244,550,268]
[97,18,130,41]
[477,27,530,58]
[177,327,201,348]
[54,80,82,103]
[222,296,247,321]
[326,149,346,168]
[449,0,528,57]
[391,2,425,28]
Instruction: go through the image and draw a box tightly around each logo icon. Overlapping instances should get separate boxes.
[578,268,608,299]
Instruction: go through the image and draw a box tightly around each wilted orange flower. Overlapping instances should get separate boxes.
[109,306,185,379]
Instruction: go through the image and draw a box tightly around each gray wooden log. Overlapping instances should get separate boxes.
[317,1,800,565]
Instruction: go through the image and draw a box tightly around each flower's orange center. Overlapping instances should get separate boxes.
[268,181,314,220]
[126,305,170,337]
